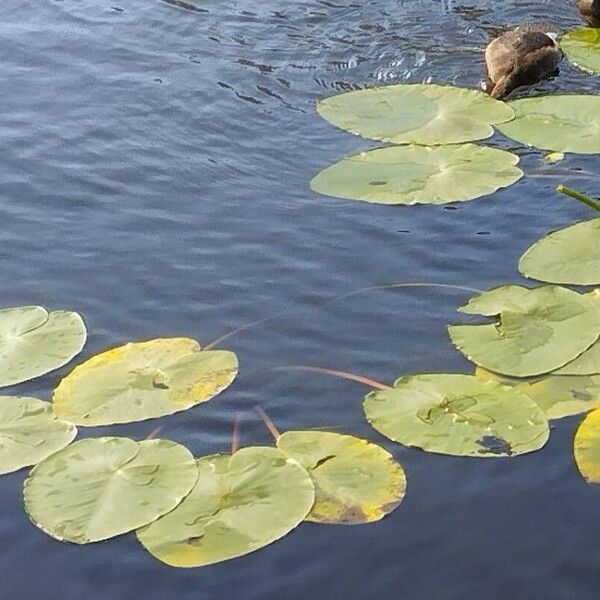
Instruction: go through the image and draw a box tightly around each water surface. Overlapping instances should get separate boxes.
[1,1,600,598]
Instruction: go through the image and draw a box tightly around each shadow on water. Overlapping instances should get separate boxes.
[1,0,600,598]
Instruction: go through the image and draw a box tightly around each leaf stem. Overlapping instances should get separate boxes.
[231,413,242,454]
[557,184,600,214]
[145,426,163,440]
[254,406,281,440]
[269,365,390,390]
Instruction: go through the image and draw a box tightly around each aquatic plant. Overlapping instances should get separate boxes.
[0,396,76,475]
[0,306,86,387]
[363,373,549,457]
[24,437,198,544]
[497,96,600,153]
[316,83,514,145]
[137,446,315,568]
[448,285,600,377]
[52,337,238,425]
[561,28,600,74]
[310,144,522,205]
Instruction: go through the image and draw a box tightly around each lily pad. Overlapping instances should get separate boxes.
[53,338,238,426]
[316,83,514,145]
[553,343,600,375]
[0,396,77,475]
[519,219,600,285]
[574,407,600,483]
[310,144,522,205]
[23,437,198,544]
[561,28,600,74]
[0,306,86,388]
[137,447,315,568]
[475,367,600,419]
[497,96,600,154]
[363,374,549,457]
[448,285,600,377]
[276,430,406,524]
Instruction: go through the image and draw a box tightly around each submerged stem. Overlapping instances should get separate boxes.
[205,281,479,349]
[145,426,163,440]
[557,184,600,214]
[254,406,281,440]
[231,413,242,455]
[269,365,390,390]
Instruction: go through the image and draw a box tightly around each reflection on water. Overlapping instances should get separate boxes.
[1,0,600,599]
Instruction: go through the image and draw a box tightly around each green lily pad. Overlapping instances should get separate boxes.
[448,285,600,377]
[497,95,600,153]
[574,407,600,483]
[310,144,522,205]
[53,338,238,426]
[276,430,406,524]
[553,339,600,375]
[475,367,600,419]
[363,374,549,457]
[0,306,86,388]
[316,83,514,145]
[137,447,315,568]
[24,437,198,544]
[0,396,77,475]
[561,28,600,74]
[519,219,600,285]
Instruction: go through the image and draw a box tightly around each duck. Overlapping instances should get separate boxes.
[578,0,600,26]
[484,24,563,99]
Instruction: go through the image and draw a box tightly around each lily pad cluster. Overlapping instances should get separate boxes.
[312,83,523,205]
[20,430,405,567]
[0,307,408,567]
[2,185,600,567]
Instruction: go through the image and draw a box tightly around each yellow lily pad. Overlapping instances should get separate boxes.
[53,338,238,426]
[277,430,406,524]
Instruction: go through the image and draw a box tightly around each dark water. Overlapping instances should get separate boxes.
[1,0,600,598]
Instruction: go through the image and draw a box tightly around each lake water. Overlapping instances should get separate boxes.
[1,0,600,598]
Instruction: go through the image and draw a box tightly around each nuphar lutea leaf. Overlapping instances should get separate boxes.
[277,430,406,524]
[24,437,198,543]
[310,144,522,205]
[0,306,86,388]
[53,337,238,426]
[448,285,600,377]
[137,447,315,568]
[561,28,600,74]
[497,95,600,153]
[0,396,76,475]
[316,83,514,145]
[363,374,549,457]
[574,407,600,483]
[519,219,600,286]
[475,367,600,420]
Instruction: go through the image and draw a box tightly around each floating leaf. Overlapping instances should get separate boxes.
[0,396,76,475]
[574,407,600,483]
[53,338,238,426]
[316,84,514,145]
[553,338,600,375]
[24,437,197,544]
[544,152,565,163]
[448,285,600,377]
[497,96,600,153]
[561,28,600,74]
[519,219,600,286]
[363,374,548,457]
[475,367,600,419]
[137,447,314,568]
[276,430,406,524]
[0,306,86,388]
[310,144,522,205]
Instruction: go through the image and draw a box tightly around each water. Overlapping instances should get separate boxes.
[1,0,600,598]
